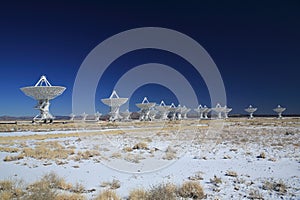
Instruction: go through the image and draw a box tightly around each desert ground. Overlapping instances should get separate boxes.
[0,117,299,199]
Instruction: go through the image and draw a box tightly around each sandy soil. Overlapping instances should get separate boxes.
[0,118,299,199]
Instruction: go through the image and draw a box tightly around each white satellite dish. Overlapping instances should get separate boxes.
[101,90,128,121]
[155,100,171,120]
[20,75,66,123]
[273,105,286,118]
[136,97,156,121]
[245,105,257,119]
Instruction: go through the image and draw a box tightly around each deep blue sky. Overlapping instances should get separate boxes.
[0,0,299,116]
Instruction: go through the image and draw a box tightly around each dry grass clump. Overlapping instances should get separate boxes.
[225,170,238,177]
[0,146,19,153]
[71,183,85,193]
[0,179,24,200]
[128,188,147,200]
[25,180,58,200]
[210,175,222,187]
[178,181,205,199]
[257,152,266,159]
[20,141,75,161]
[3,154,24,162]
[100,179,120,190]
[95,189,120,200]
[146,183,177,200]
[55,193,86,200]
[188,171,204,181]
[33,172,71,191]
[162,146,177,160]
[248,189,264,200]
[132,142,149,150]
[124,153,145,163]
[110,152,122,159]
[74,150,100,161]
[262,180,287,194]
[123,146,133,152]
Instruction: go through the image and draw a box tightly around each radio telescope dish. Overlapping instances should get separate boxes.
[94,111,102,121]
[120,109,131,121]
[223,105,232,119]
[20,75,66,123]
[212,103,225,119]
[245,105,257,119]
[155,101,171,120]
[273,105,286,118]
[101,90,128,121]
[168,103,178,120]
[181,106,191,119]
[136,97,156,121]
[194,104,208,119]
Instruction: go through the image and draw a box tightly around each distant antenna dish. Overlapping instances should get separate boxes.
[273,105,286,118]
[245,105,257,119]
[136,97,156,121]
[155,100,171,120]
[194,104,208,119]
[101,90,128,121]
[212,103,225,119]
[20,75,66,123]
[223,105,232,119]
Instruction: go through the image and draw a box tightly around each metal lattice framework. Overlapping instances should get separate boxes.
[20,75,66,123]
[101,90,128,121]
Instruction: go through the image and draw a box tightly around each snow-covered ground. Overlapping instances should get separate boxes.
[0,118,299,199]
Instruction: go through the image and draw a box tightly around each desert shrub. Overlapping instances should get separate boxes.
[55,193,86,200]
[188,171,203,181]
[0,179,24,199]
[262,180,287,194]
[124,153,145,163]
[146,183,177,200]
[178,181,205,199]
[123,146,133,152]
[100,179,120,190]
[95,189,120,200]
[76,150,100,160]
[132,142,149,150]
[248,189,264,200]
[225,170,238,177]
[3,154,24,162]
[210,175,222,187]
[24,179,57,200]
[128,188,147,200]
[257,152,266,159]
[71,182,85,193]
[162,146,177,160]
[0,147,19,153]
[110,152,122,159]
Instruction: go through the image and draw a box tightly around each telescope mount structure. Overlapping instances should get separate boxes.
[273,105,286,119]
[20,75,66,123]
[245,105,257,119]
[101,90,128,121]
[136,97,156,121]
[155,101,171,120]
[212,103,225,119]
[195,104,208,119]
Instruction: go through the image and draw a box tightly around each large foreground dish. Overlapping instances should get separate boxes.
[20,75,66,123]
